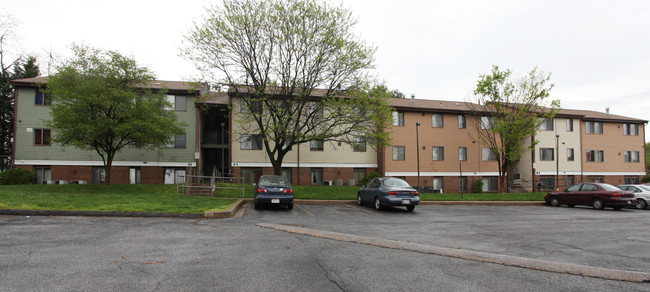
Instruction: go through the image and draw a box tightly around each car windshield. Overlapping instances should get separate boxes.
[259,176,289,186]
[600,184,620,191]
[639,185,650,192]
[383,178,411,188]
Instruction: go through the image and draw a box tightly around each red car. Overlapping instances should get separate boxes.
[545,183,635,210]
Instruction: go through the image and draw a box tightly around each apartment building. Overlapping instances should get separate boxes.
[11,77,646,191]
[12,77,201,184]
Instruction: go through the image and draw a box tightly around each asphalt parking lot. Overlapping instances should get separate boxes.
[1,204,649,291]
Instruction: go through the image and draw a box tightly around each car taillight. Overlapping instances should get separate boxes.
[283,189,293,194]
[387,191,397,195]
[413,192,419,196]
[612,193,621,197]
[257,188,269,193]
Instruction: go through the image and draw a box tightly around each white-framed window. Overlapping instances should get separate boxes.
[432,113,444,128]
[432,146,444,161]
[240,134,262,150]
[585,121,603,134]
[166,95,187,111]
[539,118,554,131]
[353,136,366,152]
[310,140,324,151]
[166,133,187,149]
[458,147,467,161]
[567,148,575,161]
[34,167,51,184]
[458,115,466,129]
[481,116,495,130]
[586,150,604,162]
[129,167,141,184]
[482,148,497,161]
[392,112,404,126]
[393,145,405,160]
[540,148,554,161]
[311,168,323,185]
[240,99,262,114]
[624,151,640,163]
[566,119,574,132]
[164,168,186,184]
[310,101,323,118]
[623,123,639,136]
[482,177,498,192]
[433,178,444,191]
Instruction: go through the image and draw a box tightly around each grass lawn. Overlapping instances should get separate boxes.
[0,184,236,214]
[214,183,546,201]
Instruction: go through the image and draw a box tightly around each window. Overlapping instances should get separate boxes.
[587,176,603,183]
[166,133,186,149]
[585,121,603,134]
[354,105,366,117]
[92,167,106,184]
[432,146,444,161]
[353,169,366,185]
[35,89,51,106]
[458,147,467,161]
[241,99,262,114]
[281,168,292,185]
[392,112,404,126]
[166,95,187,111]
[392,146,405,160]
[623,123,639,136]
[311,168,323,185]
[34,167,51,184]
[482,148,497,161]
[540,148,554,161]
[310,101,323,118]
[459,177,468,193]
[566,119,574,132]
[241,168,262,184]
[567,148,574,161]
[433,178,444,191]
[539,118,553,131]
[458,115,466,129]
[310,140,324,151]
[353,137,366,152]
[163,168,186,184]
[481,116,495,130]
[624,151,640,163]
[241,134,263,150]
[539,177,555,191]
[482,177,498,192]
[624,176,639,184]
[129,167,141,184]
[586,150,604,162]
[432,113,443,128]
[34,129,51,146]
[566,176,575,187]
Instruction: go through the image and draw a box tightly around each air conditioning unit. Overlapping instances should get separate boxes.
[45,180,56,184]
[432,189,443,194]
[323,180,333,186]
[57,180,68,184]
[72,180,87,184]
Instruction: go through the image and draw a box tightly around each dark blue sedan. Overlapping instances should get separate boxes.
[357,177,420,211]
[254,175,294,210]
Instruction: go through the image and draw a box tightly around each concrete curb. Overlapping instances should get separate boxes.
[257,223,650,283]
[204,199,246,219]
[0,209,203,219]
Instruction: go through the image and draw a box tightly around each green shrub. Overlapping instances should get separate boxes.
[642,175,650,183]
[472,179,484,193]
[359,171,381,186]
[0,168,35,185]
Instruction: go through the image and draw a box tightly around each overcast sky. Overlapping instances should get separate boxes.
[4,0,650,139]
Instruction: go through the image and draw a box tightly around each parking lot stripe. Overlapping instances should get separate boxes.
[257,223,650,284]
[294,203,312,215]
[341,204,382,216]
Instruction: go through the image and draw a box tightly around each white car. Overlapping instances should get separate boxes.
[617,184,650,209]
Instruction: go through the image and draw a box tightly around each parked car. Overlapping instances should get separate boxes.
[616,184,650,209]
[254,175,293,210]
[545,183,635,210]
[357,177,420,211]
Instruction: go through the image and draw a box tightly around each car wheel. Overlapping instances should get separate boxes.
[567,204,575,208]
[612,206,623,211]
[549,196,560,207]
[374,197,382,210]
[636,199,647,210]
[406,205,415,212]
[357,194,363,206]
[592,198,605,210]
[287,204,293,210]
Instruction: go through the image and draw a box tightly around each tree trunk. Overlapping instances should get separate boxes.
[104,153,115,185]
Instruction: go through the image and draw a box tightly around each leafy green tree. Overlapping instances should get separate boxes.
[0,13,40,170]
[468,65,560,193]
[184,0,393,175]
[45,45,185,185]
